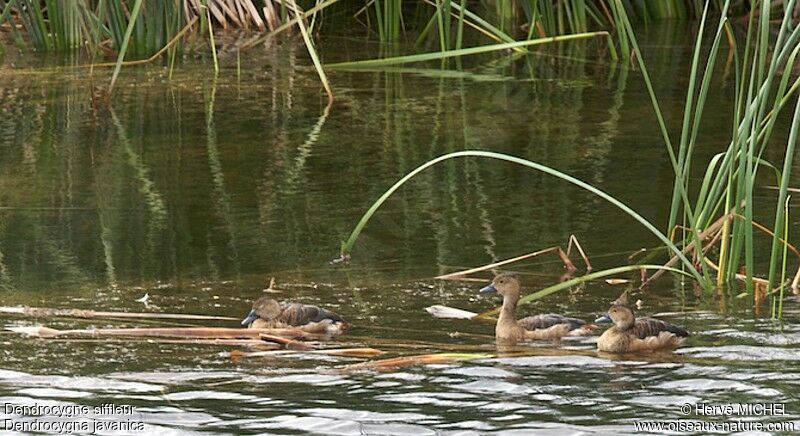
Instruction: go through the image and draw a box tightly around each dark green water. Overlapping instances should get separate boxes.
[1,26,799,434]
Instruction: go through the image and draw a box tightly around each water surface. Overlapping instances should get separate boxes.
[1,25,799,434]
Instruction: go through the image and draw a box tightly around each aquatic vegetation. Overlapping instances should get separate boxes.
[344,352,493,370]
[0,305,239,321]
[621,0,800,315]
[6,325,317,339]
[340,150,703,282]
[341,2,800,316]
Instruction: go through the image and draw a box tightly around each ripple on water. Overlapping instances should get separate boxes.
[703,329,800,346]
[244,373,349,386]
[376,392,479,408]
[133,407,221,427]
[486,355,615,368]
[106,371,243,385]
[163,391,261,402]
[451,379,537,395]
[15,388,92,399]
[246,415,361,435]
[301,407,435,423]
[678,345,800,361]
[655,379,783,396]
[0,370,163,393]
[442,366,519,378]
[242,414,439,436]
[375,372,426,381]
[625,394,702,410]
[672,364,800,381]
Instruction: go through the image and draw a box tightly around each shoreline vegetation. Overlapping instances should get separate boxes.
[2,1,800,318]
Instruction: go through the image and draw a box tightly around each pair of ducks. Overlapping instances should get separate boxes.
[239,273,689,353]
[481,274,689,352]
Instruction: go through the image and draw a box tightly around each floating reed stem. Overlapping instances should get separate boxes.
[7,325,314,340]
[230,347,384,359]
[343,352,493,370]
[0,306,238,321]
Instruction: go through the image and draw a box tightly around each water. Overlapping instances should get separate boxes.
[1,25,800,434]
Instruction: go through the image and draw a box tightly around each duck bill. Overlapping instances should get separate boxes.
[479,283,497,293]
[594,314,612,323]
[241,310,259,326]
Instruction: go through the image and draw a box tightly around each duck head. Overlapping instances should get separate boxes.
[479,273,521,303]
[595,304,635,330]
[241,296,282,326]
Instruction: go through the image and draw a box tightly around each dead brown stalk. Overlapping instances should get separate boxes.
[435,235,591,281]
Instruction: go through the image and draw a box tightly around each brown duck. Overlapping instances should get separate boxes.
[241,296,349,335]
[595,301,689,353]
[480,274,596,344]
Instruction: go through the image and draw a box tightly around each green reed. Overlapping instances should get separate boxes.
[613,0,800,313]
[372,0,403,42]
[0,1,791,57]
[339,2,800,315]
[340,150,704,284]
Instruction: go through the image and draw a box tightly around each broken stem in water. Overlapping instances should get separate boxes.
[0,306,238,321]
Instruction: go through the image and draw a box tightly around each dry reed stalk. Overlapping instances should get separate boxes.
[436,236,593,281]
[47,338,280,347]
[0,305,237,321]
[230,347,384,359]
[343,352,493,370]
[566,234,593,271]
[259,333,315,350]
[185,0,268,29]
[703,258,770,288]
[666,213,800,294]
[7,325,314,340]
[641,211,733,289]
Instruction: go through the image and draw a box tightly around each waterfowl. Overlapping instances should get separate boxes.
[479,274,596,344]
[241,296,349,335]
[595,303,689,353]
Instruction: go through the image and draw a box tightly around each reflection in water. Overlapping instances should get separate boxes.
[0,25,799,434]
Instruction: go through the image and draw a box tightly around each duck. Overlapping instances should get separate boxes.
[241,296,349,335]
[595,300,689,353]
[479,273,596,344]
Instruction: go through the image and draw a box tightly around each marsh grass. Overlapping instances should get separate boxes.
[340,2,800,315]
[340,150,704,284]
[615,0,800,315]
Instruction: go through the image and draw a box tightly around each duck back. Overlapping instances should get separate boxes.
[280,303,346,326]
[634,317,689,339]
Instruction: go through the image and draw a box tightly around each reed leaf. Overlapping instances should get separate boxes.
[109,0,144,93]
[341,150,703,283]
[292,2,332,100]
[767,80,800,292]
[327,31,610,69]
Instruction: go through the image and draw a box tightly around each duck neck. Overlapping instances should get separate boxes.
[498,294,519,326]
[615,319,634,332]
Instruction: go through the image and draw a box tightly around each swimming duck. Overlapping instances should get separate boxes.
[241,296,349,335]
[479,274,596,344]
[595,303,689,353]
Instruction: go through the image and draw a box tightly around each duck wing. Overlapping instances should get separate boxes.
[279,303,346,327]
[518,314,586,331]
[628,331,687,351]
[634,317,689,339]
